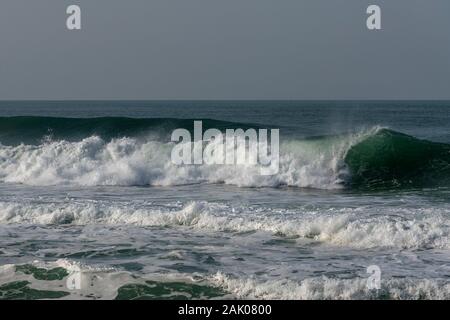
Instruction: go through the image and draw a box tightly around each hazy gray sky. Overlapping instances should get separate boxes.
[0,0,449,100]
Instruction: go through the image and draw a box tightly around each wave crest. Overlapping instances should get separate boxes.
[0,121,449,189]
[0,126,378,189]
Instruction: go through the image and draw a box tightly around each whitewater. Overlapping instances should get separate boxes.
[0,128,371,189]
[0,101,449,300]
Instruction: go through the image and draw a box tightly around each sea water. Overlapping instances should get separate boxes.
[0,101,448,299]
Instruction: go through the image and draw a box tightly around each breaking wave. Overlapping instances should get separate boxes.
[0,116,449,189]
[0,201,448,249]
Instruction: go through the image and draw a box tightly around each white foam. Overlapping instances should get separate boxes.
[0,259,135,300]
[2,260,449,300]
[210,272,450,300]
[0,200,448,249]
[0,128,378,189]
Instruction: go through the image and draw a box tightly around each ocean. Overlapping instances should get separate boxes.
[0,101,449,300]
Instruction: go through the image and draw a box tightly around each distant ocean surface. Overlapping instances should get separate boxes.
[0,101,449,300]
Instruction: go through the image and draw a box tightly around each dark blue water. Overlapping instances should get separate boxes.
[1,100,450,140]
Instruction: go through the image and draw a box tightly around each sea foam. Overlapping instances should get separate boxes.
[0,128,375,189]
[2,260,449,300]
[0,200,448,249]
[210,272,450,300]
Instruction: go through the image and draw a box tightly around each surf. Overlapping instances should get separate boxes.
[0,117,449,190]
[0,200,448,249]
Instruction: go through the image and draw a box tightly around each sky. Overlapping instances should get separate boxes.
[0,0,449,100]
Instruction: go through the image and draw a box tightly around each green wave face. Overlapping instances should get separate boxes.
[345,129,450,189]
